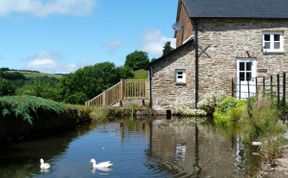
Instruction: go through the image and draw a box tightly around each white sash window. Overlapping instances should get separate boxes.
[263,32,284,53]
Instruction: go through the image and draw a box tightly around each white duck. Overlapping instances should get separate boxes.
[40,158,51,170]
[90,159,113,169]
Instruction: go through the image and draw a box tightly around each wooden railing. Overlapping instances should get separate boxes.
[85,79,149,107]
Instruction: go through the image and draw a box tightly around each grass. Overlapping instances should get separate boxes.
[131,69,148,79]
[211,95,287,166]
[65,104,109,122]
[240,97,287,166]
[6,70,63,79]
[0,96,109,143]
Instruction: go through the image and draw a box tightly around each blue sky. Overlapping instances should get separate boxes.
[0,0,177,73]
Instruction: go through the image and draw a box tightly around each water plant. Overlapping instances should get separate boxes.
[240,97,287,166]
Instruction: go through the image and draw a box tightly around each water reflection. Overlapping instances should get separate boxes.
[146,117,247,178]
[0,117,261,178]
[0,123,100,178]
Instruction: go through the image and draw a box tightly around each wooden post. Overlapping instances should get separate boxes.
[232,78,235,97]
[270,76,273,99]
[263,76,265,96]
[248,80,250,98]
[283,72,286,110]
[239,78,241,100]
[119,79,124,106]
[103,92,106,107]
[277,74,280,109]
[256,77,258,98]
[149,68,153,108]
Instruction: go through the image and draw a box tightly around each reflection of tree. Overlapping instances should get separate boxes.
[0,123,100,178]
[118,119,151,144]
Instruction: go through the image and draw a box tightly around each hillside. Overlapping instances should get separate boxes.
[6,70,63,79]
[131,69,148,79]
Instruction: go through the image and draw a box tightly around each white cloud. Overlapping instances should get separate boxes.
[142,29,176,57]
[26,51,80,73]
[28,58,56,68]
[0,0,97,17]
[106,40,124,49]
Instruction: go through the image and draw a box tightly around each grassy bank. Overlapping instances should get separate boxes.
[0,96,154,143]
[0,96,111,143]
[199,93,287,171]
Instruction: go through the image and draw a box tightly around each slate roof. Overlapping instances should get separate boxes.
[182,0,288,19]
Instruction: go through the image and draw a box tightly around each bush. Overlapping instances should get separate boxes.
[198,91,227,115]
[240,97,287,165]
[214,97,246,128]
[0,95,66,125]
[0,78,15,96]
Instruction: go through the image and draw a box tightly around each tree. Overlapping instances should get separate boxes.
[162,41,174,56]
[58,62,133,104]
[124,51,149,71]
[0,78,15,96]
[16,76,59,101]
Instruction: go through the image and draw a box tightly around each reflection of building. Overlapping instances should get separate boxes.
[148,118,245,178]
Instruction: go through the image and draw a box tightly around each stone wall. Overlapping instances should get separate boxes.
[151,44,195,113]
[197,19,288,99]
[151,19,288,113]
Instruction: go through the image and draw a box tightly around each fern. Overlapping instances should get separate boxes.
[0,96,66,125]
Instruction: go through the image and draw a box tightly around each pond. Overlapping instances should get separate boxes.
[0,117,261,178]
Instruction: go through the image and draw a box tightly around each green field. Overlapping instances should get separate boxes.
[7,70,63,79]
[131,69,148,79]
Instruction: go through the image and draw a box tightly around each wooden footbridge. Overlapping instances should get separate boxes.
[85,79,149,107]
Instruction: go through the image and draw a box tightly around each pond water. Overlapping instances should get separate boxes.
[0,117,261,178]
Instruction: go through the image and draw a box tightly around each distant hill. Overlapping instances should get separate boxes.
[7,70,63,79]
[131,69,148,79]
[0,68,63,80]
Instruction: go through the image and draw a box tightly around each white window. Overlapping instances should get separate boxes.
[263,32,284,53]
[175,69,186,84]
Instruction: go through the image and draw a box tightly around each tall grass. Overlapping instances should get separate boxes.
[240,97,287,166]
[65,104,108,122]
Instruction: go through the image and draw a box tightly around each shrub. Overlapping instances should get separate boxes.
[240,97,287,165]
[0,78,15,96]
[198,91,227,115]
[0,95,66,125]
[214,97,246,128]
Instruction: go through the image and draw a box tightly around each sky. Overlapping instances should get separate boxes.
[0,0,178,73]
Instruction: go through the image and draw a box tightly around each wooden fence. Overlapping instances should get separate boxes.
[85,79,149,107]
[232,72,288,109]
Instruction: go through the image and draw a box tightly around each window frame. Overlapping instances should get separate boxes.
[175,69,186,84]
[262,32,284,53]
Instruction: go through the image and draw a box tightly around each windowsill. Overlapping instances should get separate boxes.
[263,51,285,55]
[176,82,187,86]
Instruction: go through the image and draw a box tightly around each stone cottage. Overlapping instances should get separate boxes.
[149,0,288,113]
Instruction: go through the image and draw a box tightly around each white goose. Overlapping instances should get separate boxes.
[90,159,113,169]
[40,158,50,170]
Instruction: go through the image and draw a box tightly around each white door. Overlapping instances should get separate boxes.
[237,58,257,99]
